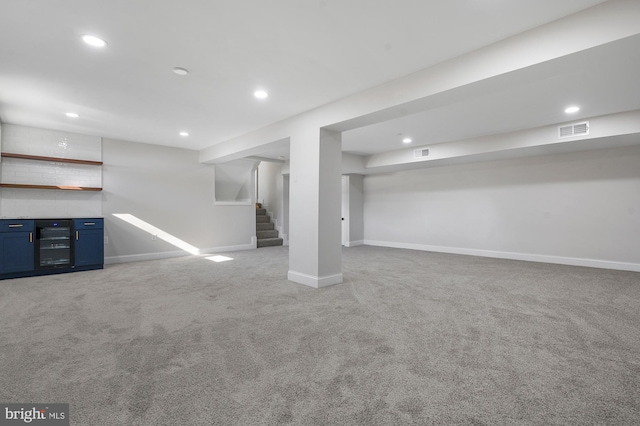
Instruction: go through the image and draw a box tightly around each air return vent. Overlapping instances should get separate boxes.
[414,148,430,158]
[558,121,589,138]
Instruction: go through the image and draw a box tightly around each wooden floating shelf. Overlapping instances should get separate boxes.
[0,183,102,191]
[1,152,103,166]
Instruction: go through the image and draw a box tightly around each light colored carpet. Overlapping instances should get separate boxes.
[1,246,639,425]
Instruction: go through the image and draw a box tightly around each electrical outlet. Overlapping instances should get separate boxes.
[104,236,109,244]
[152,234,157,241]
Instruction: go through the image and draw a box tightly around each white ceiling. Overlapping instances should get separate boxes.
[0,0,616,157]
[342,32,640,156]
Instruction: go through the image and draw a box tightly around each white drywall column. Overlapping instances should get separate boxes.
[287,128,342,288]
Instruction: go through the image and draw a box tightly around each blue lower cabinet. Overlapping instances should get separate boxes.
[73,218,104,269]
[0,218,104,279]
[0,220,35,275]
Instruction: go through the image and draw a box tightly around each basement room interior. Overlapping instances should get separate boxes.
[0,1,639,424]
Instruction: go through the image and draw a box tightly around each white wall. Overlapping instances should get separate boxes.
[103,138,255,263]
[214,159,257,203]
[364,144,640,271]
[257,161,280,217]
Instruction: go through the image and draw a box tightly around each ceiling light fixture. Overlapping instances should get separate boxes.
[173,67,189,76]
[81,35,107,48]
[565,106,580,114]
[254,90,268,99]
[65,112,79,118]
[403,138,412,144]
[179,131,189,137]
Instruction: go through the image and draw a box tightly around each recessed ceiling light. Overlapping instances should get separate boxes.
[565,106,580,114]
[82,35,107,48]
[173,67,189,76]
[179,131,189,137]
[65,112,79,118]
[403,138,412,144]
[254,90,268,99]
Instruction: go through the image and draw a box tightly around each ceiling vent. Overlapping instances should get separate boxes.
[414,148,430,158]
[558,121,589,138]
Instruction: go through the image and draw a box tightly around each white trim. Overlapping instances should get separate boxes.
[105,242,256,264]
[287,270,343,288]
[342,175,349,246]
[363,240,640,272]
[201,242,257,254]
[345,240,364,247]
[105,250,189,264]
[214,200,253,206]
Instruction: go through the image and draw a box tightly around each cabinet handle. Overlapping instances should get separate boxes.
[30,232,33,243]
[84,222,95,226]
[76,231,79,240]
[9,224,24,228]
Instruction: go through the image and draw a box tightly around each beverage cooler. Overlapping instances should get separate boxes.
[1,217,103,279]
[35,219,74,270]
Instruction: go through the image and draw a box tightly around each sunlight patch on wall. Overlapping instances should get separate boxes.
[113,213,200,255]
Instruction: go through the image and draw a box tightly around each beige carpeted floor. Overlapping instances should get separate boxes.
[1,246,639,425]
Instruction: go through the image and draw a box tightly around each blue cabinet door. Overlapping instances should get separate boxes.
[0,232,35,274]
[73,219,104,267]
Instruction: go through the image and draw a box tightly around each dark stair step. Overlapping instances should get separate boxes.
[256,208,266,215]
[257,237,283,248]
[256,222,275,231]
[257,230,279,239]
[256,215,271,223]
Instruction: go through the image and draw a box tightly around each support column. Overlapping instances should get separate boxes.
[287,127,342,288]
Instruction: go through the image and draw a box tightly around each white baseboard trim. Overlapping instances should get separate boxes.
[214,200,252,206]
[105,250,189,264]
[200,242,257,255]
[345,240,364,247]
[363,240,640,272]
[105,242,256,265]
[287,270,343,288]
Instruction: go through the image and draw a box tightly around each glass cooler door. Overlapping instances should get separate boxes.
[35,220,73,269]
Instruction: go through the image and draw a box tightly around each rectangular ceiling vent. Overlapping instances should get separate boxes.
[414,148,430,158]
[558,121,589,138]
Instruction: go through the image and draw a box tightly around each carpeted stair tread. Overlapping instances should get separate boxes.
[256,208,266,215]
[256,222,275,231]
[256,215,271,223]
[257,237,284,248]
[257,230,279,239]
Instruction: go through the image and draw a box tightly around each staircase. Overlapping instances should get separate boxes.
[256,204,283,248]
